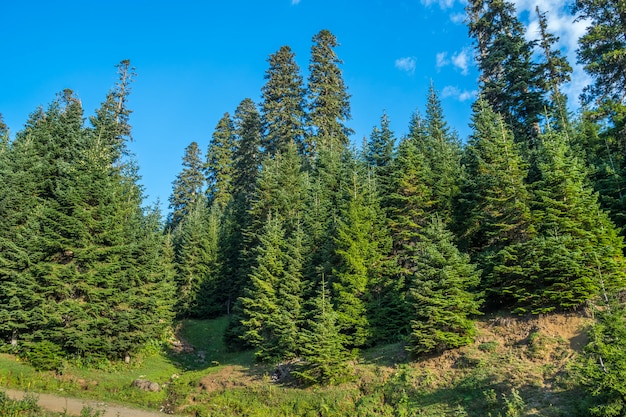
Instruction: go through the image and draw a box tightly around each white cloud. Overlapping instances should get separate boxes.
[451,48,471,75]
[442,86,477,101]
[395,56,417,75]
[450,12,466,24]
[420,0,456,9]
[510,0,590,106]
[436,52,449,69]
[436,48,471,75]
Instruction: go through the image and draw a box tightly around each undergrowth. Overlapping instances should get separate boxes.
[0,312,596,416]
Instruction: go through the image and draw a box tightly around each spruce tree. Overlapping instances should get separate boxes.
[261,45,307,157]
[307,29,353,155]
[457,99,534,297]
[467,0,544,145]
[574,0,626,107]
[168,141,205,229]
[494,132,626,313]
[172,196,217,318]
[295,278,350,385]
[206,112,236,210]
[332,157,392,348]
[406,216,482,355]
[365,112,395,203]
[419,84,463,225]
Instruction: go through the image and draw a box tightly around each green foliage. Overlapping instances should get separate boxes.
[406,216,482,355]
[205,112,236,210]
[0,391,41,416]
[24,341,64,372]
[261,45,307,157]
[493,132,626,313]
[168,141,206,229]
[295,280,351,385]
[575,302,626,416]
[307,29,353,154]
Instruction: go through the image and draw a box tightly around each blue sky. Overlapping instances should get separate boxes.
[1,0,586,212]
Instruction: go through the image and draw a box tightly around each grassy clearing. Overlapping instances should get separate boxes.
[0,312,595,416]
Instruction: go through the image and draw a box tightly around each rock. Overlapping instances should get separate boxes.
[131,379,161,392]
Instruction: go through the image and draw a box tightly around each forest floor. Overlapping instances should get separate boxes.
[0,311,595,416]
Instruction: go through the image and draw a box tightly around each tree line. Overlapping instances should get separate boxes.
[1,0,626,396]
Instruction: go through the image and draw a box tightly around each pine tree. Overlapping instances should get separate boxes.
[168,141,205,229]
[406,215,482,355]
[307,29,353,155]
[261,45,307,157]
[206,112,236,210]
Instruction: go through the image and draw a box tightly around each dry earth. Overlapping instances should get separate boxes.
[4,388,174,417]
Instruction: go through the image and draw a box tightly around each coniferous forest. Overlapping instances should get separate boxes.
[2,0,626,415]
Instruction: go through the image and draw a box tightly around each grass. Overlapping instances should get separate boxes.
[0,312,596,416]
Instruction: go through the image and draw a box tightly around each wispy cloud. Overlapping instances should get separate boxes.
[436,48,472,75]
[511,0,589,105]
[395,56,417,75]
[442,86,478,101]
[436,52,449,69]
[450,12,466,24]
[420,0,456,9]
[291,0,301,4]
[451,48,471,75]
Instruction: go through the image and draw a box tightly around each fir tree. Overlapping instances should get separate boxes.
[494,132,626,313]
[261,45,307,157]
[457,99,534,297]
[172,196,217,318]
[574,0,626,107]
[419,84,463,225]
[406,216,482,355]
[332,157,392,348]
[206,112,236,210]
[467,0,544,145]
[168,141,205,229]
[365,112,395,202]
[307,29,353,155]
[295,278,350,385]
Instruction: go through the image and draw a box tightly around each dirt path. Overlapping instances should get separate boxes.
[4,388,172,417]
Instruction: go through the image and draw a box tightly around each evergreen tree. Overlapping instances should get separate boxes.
[576,300,626,416]
[240,214,286,361]
[295,278,350,385]
[365,112,395,202]
[419,84,463,225]
[307,29,353,155]
[172,196,217,318]
[168,141,205,229]
[457,99,534,295]
[494,132,626,313]
[206,112,236,210]
[467,0,544,145]
[406,215,482,355]
[574,0,626,107]
[332,158,392,348]
[261,45,307,157]
[535,6,572,130]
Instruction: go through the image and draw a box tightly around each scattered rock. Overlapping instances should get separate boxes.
[132,379,161,392]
